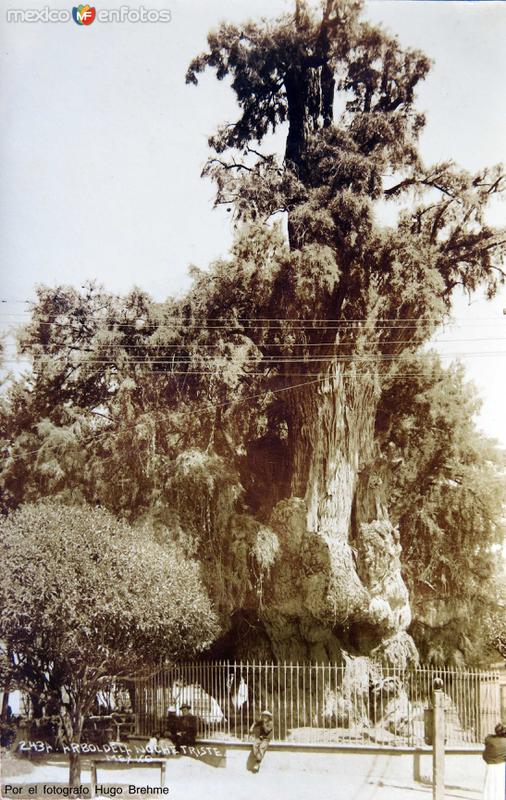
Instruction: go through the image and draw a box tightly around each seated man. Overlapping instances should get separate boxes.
[173,703,198,751]
[249,710,273,772]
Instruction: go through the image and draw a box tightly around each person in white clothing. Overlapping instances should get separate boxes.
[482,722,506,800]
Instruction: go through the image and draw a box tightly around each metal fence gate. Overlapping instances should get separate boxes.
[134,661,500,747]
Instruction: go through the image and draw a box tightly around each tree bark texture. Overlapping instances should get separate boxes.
[262,364,415,666]
[69,752,81,790]
[61,705,84,788]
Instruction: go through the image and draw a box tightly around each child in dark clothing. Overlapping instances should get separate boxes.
[173,703,198,751]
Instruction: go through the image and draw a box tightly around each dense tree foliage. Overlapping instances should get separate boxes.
[482,585,506,662]
[376,353,506,664]
[0,0,505,664]
[0,501,218,785]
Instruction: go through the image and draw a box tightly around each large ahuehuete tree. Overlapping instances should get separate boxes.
[0,501,219,787]
[180,0,505,659]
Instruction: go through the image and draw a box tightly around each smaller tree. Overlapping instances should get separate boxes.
[0,501,219,786]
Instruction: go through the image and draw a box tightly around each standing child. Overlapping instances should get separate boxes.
[249,710,273,773]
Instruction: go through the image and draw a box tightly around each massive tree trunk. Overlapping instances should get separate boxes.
[290,366,370,536]
[260,362,415,666]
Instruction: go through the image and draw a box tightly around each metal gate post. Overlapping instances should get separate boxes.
[432,679,445,800]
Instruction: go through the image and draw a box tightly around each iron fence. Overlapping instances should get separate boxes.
[134,661,500,748]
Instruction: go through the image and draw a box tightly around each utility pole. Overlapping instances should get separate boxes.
[432,678,445,800]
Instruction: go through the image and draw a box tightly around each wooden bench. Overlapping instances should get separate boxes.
[90,757,166,798]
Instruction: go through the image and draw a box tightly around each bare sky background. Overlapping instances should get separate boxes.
[0,0,505,443]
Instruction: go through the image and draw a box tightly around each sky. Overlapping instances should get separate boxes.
[0,0,505,442]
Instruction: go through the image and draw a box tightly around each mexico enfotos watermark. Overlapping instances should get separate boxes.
[6,5,172,23]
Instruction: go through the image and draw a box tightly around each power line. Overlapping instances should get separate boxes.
[1,314,505,329]
[0,369,460,379]
[3,337,506,353]
[4,360,476,467]
[3,351,505,366]
[2,373,344,465]
[0,302,504,324]
[6,340,497,470]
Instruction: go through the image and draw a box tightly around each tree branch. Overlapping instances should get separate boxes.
[208,158,254,173]
[385,177,457,199]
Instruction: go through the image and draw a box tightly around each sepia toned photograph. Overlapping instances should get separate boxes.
[0,1,505,798]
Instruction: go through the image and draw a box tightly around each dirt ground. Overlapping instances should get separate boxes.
[0,749,482,800]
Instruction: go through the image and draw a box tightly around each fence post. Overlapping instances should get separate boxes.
[432,679,445,800]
